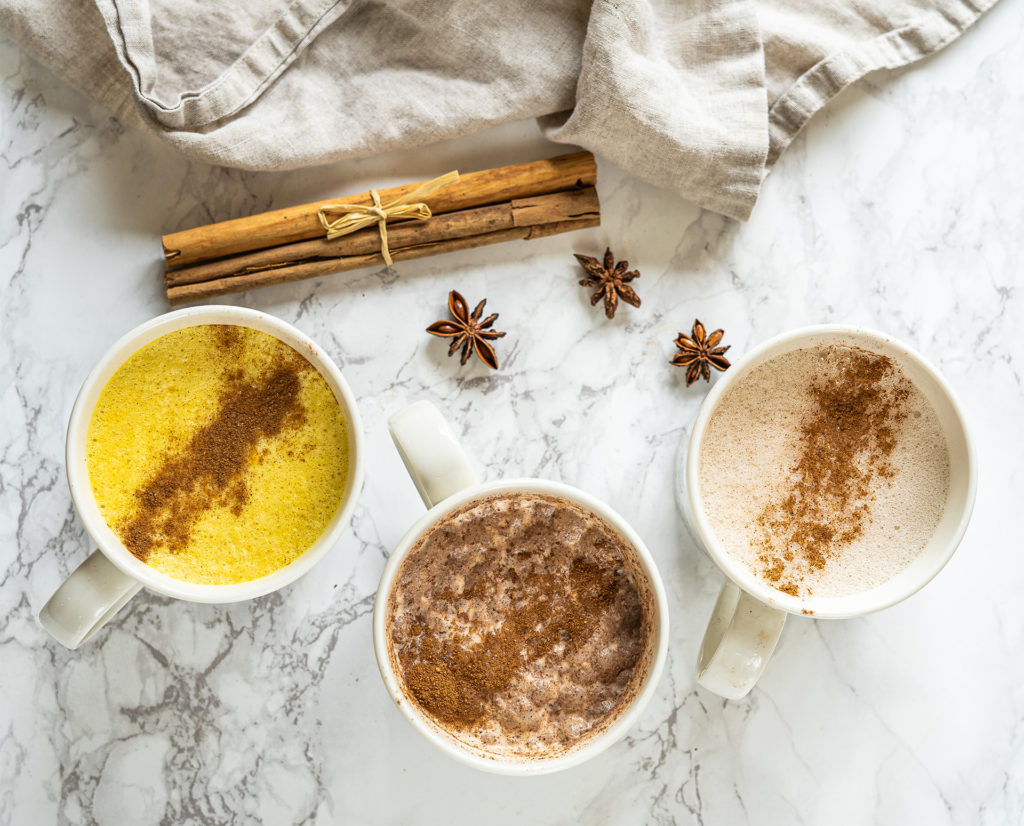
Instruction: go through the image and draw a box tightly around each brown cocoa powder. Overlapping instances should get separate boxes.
[402,557,621,728]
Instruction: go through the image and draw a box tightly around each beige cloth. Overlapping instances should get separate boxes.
[0,0,997,220]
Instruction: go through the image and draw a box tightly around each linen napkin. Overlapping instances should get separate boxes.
[0,0,998,220]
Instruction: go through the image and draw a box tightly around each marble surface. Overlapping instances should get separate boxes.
[2,1,1023,821]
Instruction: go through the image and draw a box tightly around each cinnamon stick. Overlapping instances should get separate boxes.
[163,152,597,268]
[166,216,598,305]
[166,187,599,289]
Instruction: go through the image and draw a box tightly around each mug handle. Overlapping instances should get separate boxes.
[39,551,142,649]
[696,580,786,699]
[388,400,479,508]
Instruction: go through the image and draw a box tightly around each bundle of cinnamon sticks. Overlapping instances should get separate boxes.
[162,152,600,305]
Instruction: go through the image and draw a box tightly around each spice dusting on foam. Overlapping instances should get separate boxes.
[119,360,307,561]
[87,324,349,585]
[699,343,950,599]
[386,492,655,760]
[755,346,911,594]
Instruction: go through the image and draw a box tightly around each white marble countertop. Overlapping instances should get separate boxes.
[2,2,1023,822]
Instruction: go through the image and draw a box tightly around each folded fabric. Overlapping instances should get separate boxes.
[0,0,997,220]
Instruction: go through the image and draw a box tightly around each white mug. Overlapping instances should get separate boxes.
[39,306,365,649]
[373,401,670,775]
[678,325,977,699]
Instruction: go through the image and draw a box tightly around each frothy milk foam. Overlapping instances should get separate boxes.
[386,492,654,760]
[699,343,951,598]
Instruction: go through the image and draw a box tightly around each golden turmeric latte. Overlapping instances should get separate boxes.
[86,324,349,585]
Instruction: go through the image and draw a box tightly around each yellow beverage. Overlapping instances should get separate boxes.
[86,324,349,585]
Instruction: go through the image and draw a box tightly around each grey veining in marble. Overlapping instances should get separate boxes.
[2,1,1023,822]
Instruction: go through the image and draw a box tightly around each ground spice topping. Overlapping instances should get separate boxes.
[386,493,652,758]
[118,330,309,561]
[753,346,910,595]
[401,557,622,728]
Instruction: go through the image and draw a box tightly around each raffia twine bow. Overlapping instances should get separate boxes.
[317,170,461,265]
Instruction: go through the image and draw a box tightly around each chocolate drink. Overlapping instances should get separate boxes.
[385,492,655,760]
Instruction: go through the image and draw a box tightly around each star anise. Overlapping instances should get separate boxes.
[671,320,731,386]
[574,248,641,319]
[426,290,506,370]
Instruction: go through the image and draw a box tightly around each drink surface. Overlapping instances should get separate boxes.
[87,324,349,585]
[386,492,653,760]
[699,343,950,598]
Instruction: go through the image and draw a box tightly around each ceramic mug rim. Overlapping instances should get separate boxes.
[65,305,366,604]
[372,477,670,775]
[684,324,977,620]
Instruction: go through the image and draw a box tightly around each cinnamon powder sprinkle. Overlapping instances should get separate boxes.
[754,346,910,593]
[118,333,309,561]
[401,557,625,728]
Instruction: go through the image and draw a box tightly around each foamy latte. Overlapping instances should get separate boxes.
[698,343,951,598]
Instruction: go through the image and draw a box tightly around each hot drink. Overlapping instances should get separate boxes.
[87,324,350,585]
[699,343,950,598]
[385,492,655,760]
